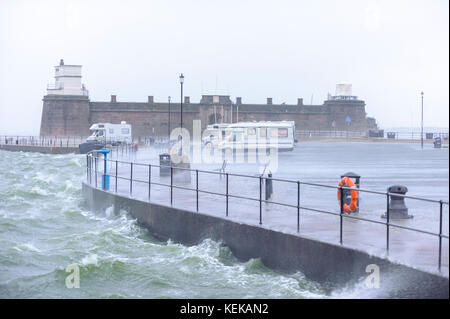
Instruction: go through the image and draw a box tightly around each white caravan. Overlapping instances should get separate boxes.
[204,121,296,151]
[202,123,231,147]
[86,121,132,144]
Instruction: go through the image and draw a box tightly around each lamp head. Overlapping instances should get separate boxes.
[179,73,184,84]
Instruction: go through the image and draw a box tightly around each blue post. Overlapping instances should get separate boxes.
[96,148,110,190]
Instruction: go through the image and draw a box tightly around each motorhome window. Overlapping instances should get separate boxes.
[247,128,256,135]
[259,128,267,137]
[270,128,288,138]
[96,130,104,136]
[109,129,114,134]
[234,133,243,142]
[121,128,130,134]
[278,128,288,137]
[99,125,104,128]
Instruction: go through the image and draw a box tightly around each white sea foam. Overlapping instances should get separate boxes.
[81,254,99,266]
[105,206,114,218]
[31,186,48,196]
[14,243,42,253]
[69,158,82,167]
[62,180,74,191]
[33,172,55,184]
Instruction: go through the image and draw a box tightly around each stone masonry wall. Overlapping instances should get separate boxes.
[40,96,376,137]
[40,95,90,136]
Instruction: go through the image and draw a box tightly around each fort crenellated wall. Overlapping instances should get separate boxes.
[40,94,377,137]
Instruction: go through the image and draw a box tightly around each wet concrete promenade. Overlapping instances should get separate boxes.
[89,142,449,277]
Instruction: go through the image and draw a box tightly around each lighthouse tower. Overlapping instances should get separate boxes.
[46,59,89,96]
[40,59,90,136]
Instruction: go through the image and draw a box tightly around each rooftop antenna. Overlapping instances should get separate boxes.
[310,94,314,105]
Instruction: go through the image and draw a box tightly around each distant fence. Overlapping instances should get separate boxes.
[0,135,161,148]
[296,130,365,139]
[383,131,449,141]
[295,130,449,141]
[0,136,88,148]
[2,131,448,148]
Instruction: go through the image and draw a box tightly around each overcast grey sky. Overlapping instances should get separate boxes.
[0,0,448,135]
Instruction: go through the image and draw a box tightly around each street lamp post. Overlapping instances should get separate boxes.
[168,96,171,140]
[421,91,424,149]
[179,74,184,132]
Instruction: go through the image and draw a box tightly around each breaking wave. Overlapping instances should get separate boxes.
[0,149,395,299]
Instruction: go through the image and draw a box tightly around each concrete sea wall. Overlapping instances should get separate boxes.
[0,144,79,154]
[82,182,449,298]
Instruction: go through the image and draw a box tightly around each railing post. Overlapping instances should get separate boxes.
[170,166,173,206]
[297,181,300,233]
[86,155,89,181]
[259,176,262,225]
[130,162,133,196]
[339,186,343,244]
[226,173,229,217]
[115,160,118,193]
[89,155,92,185]
[386,192,390,254]
[95,156,98,188]
[148,164,151,201]
[438,200,443,271]
[196,170,199,212]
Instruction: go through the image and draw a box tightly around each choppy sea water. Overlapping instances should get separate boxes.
[1,142,448,298]
[0,150,342,299]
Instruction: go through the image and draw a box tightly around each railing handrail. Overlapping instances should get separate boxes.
[91,155,449,205]
[86,152,449,271]
[0,135,90,148]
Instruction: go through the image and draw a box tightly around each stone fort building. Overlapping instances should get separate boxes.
[40,60,378,137]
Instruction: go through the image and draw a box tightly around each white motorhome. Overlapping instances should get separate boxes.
[86,121,132,144]
[202,123,231,147]
[204,121,296,151]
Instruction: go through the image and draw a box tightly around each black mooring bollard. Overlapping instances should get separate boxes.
[265,173,273,201]
[382,185,413,219]
[159,153,171,177]
[434,137,442,149]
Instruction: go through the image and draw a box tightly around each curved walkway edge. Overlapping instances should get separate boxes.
[82,182,449,298]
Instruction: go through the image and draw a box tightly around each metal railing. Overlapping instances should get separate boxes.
[296,130,366,139]
[0,136,88,148]
[86,153,449,271]
[47,84,63,90]
[295,130,449,141]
